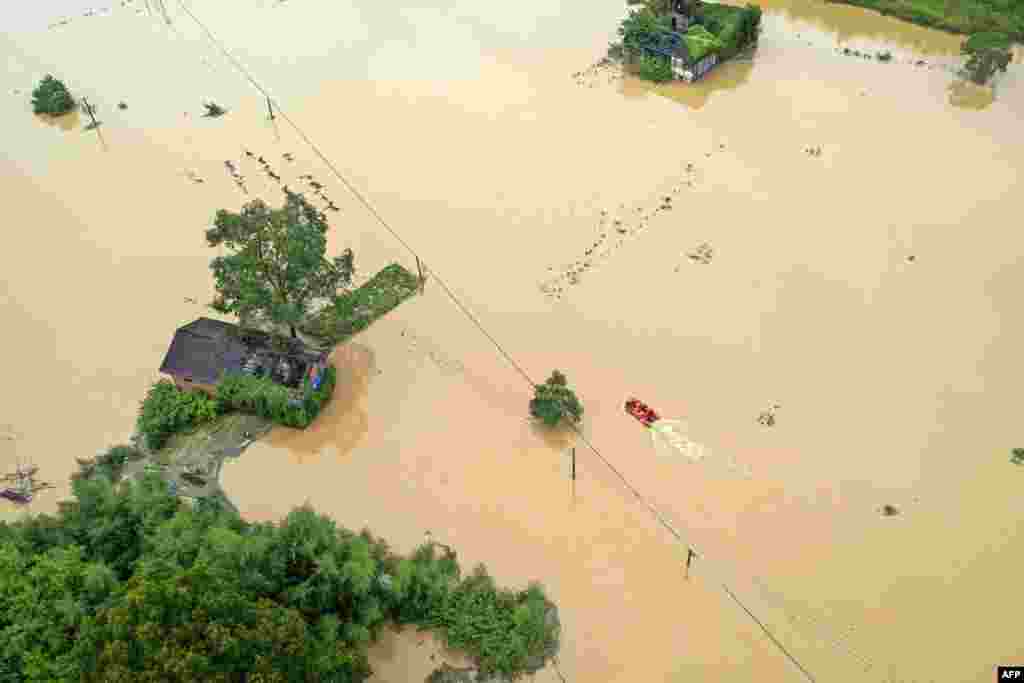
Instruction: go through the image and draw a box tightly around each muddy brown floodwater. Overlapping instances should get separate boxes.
[3,0,1023,681]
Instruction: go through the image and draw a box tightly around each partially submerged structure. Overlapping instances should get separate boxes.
[624,1,761,82]
[159,317,329,396]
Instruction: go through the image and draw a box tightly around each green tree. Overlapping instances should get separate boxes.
[619,7,671,52]
[206,191,355,338]
[31,75,75,116]
[529,370,584,427]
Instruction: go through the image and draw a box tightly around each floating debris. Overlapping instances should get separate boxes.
[117,101,127,110]
[686,243,714,264]
[282,152,294,162]
[880,504,900,516]
[203,101,227,118]
[757,404,780,427]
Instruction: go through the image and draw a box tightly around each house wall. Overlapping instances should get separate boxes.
[170,374,218,397]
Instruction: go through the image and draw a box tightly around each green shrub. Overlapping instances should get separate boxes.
[31,75,75,116]
[216,365,336,429]
[95,445,142,481]
[639,54,674,82]
[304,263,419,344]
[961,31,1013,83]
[137,380,220,451]
[529,370,583,427]
[434,566,558,678]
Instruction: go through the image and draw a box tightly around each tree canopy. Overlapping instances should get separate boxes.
[529,370,584,427]
[961,31,1013,84]
[0,466,559,681]
[207,191,355,338]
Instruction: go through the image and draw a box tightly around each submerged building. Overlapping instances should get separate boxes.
[158,317,329,396]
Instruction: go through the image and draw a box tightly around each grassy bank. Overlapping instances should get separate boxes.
[826,0,1024,40]
[304,263,421,344]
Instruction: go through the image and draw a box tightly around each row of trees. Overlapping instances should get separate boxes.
[0,472,558,681]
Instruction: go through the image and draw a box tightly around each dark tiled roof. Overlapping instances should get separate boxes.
[158,317,324,385]
[159,318,248,384]
[636,30,689,61]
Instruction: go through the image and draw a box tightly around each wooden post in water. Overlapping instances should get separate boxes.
[266,96,275,121]
[416,256,425,294]
[571,447,576,481]
[82,98,99,128]
[684,547,696,580]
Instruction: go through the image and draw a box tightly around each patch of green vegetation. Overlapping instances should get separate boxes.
[31,74,75,116]
[217,365,337,429]
[694,3,762,59]
[961,31,1013,83]
[618,6,671,53]
[1010,448,1024,465]
[136,380,220,451]
[0,478,559,681]
[683,24,725,61]
[433,566,558,678]
[825,0,1024,40]
[529,370,584,427]
[639,53,674,81]
[304,263,420,344]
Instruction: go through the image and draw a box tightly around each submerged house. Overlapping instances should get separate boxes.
[625,1,760,83]
[159,317,329,397]
[630,28,720,82]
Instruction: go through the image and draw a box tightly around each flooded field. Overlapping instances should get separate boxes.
[3,0,1023,681]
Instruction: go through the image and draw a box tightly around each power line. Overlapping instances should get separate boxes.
[171,4,882,681]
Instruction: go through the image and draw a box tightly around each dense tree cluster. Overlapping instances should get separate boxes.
[0,472,557,682]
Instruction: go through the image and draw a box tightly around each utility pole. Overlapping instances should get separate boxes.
[82,97,99,129]
[684,546,697,580]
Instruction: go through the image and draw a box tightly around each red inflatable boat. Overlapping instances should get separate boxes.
[625,397,660,428]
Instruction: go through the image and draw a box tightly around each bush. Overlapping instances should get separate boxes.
[529,370,583,427]
[639,54,674,82]
[961,31,1012,83]
[434,566,558,678]
[31,74,75,115]
[216,365,336,428]
[136,380,220,451]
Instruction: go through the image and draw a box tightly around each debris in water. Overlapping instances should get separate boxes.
[906,254,916,263]
[117,101,127,110]
[282,152,294,162]
[203,101,227,118]
[880,504,900,516]
[686,243,714,264]
[757,404,780,426]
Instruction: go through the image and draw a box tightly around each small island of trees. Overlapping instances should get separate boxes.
[617,1,762,83]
